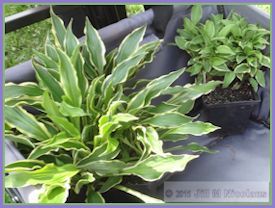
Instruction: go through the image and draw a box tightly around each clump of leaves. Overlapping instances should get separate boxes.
[175,5,270,92]
[4,9,220,203]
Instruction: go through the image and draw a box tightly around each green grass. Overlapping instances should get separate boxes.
[5,192,13,203]
[3,4,270,69]
[4,5,51,69]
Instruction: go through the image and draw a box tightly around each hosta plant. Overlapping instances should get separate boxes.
[175,5,270,92]
[4,9,220,203]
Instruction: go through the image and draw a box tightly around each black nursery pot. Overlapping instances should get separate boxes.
[202,93,260,136]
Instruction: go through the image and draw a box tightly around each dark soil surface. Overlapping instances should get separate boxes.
[203,83,255,104]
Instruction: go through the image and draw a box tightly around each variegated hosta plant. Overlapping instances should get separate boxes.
[175,5,270,92]
[4,9,220,203]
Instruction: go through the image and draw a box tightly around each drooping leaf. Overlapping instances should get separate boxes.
[234,63,250,73]
[161,121,220,138]
[5,163,79,188]
[143,112,193,128]
[122,153,198,181]
[5,106,51,141]
[4,82,43,100]
[5,160,45,173]
[255,70,265,88]
[5,134,35,148]
[223,71,236,88]
[168,81,222,104]
[249,77,259,92]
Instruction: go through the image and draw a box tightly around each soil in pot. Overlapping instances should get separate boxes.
[202,83,260,136]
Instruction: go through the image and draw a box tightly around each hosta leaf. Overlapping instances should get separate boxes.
[33,61,64,102]
[260,55,270,68]
[136,40,161,67]
[49,116,80,137]
[33,50,58,70]
[64,20,78,57]
[145,102,179,114]
[143,112,193,128]
[5,82,43,100]
[42,92,80,136]
[255,70,265,88]
[204,20,215,38]
[5,160,45,173]
[57,48,82,107]
[111,53,146,86]
[114,185,164,203]
[145,127,163,155]
[223,71,236,88]
[5,134,35,148]
[168,81,222,104]
[175,36,188,50]
[234,63,250,73]
[28,132,89,159]
[217,24,234,37]
[86,187,105,203]
[216,45,235,55]
[165,142,217,154]
[78,160,127,176]
[212,63,230,72]
[236,55,246,64]
[191,5,202,25]
[123,153,198,181]
[186,64,202,76]
[5,163,79,188]
[178,100,195,114]
[128,68,185,112]
[39,183,70,203]
[98,176,122,193]
[71,45,88,97]
[115,26,146,65]
[59,101,87,117]
[5,106,51,141]
[75,172,95,194]
[161,121,220,138]
[210,57,227,66]
[45,35,59,62]
[249,77,259,92]
[85,18,106,73]
[42,91,61,116]
[76,143,120,167]
[50,8,66,47]
[112,113,139,123]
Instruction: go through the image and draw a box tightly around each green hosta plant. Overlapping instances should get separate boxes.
[4,9,220,203]
[175,5,270,92]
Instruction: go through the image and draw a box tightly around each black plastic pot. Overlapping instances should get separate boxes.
[202,94,261,136]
